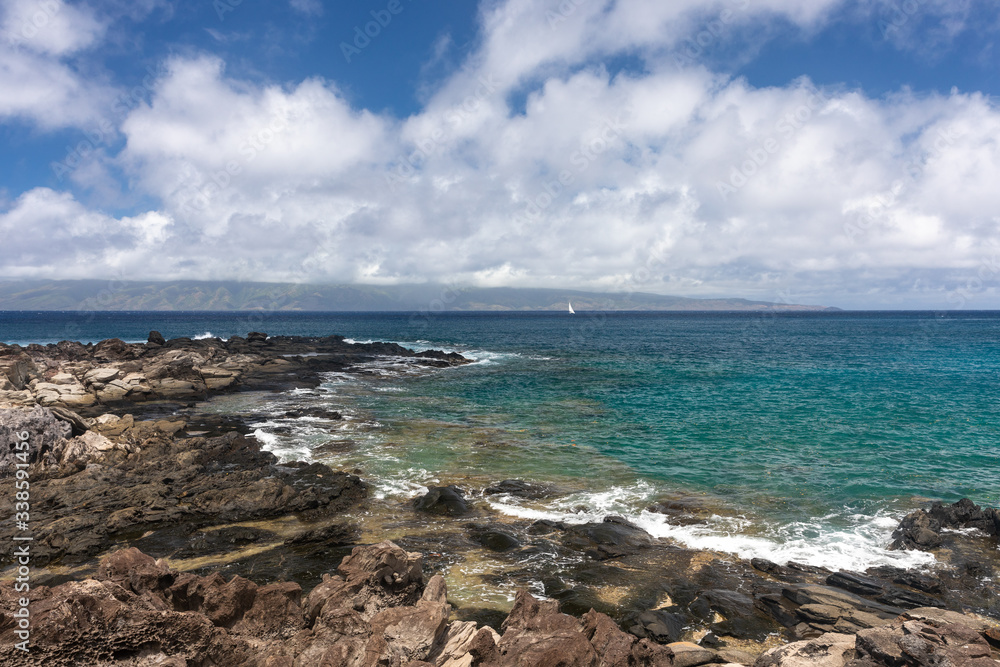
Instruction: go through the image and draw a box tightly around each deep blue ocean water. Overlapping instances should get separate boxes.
[2,310,998,569]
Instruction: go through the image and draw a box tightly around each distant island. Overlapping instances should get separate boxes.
[0,279,838,312]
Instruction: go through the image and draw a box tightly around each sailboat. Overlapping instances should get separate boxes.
[568,302,576,314]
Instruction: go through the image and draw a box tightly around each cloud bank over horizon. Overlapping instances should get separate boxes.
[0,0,998,309]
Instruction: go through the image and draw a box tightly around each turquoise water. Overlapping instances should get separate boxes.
[3,310,998,568]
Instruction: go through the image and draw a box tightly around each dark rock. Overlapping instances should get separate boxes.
[93,337,137,361]
[183,526,277,556]
[284,407,342,420]
[626,609,686,644]
[467,523,522,552]
[929,498,994,534]
[783,585,904,618]
[484,479,552,499]
[247,332,269,344]
[891,499,1000,552]
[877,587,941,610]
[527,519,566,535]
[690,588,778,640]
[284,523,360,546]
[148,330,166,346]
[414,485,469,516]
[827,571,884,597]
[757,594,801,628]
[561,515,655,560]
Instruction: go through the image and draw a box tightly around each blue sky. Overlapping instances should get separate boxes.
[0,0,999,308]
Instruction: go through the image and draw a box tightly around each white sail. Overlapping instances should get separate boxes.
[568,302,575,314]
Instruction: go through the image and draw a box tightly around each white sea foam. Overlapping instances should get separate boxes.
[486,485,937,572]
[193,331,216,340]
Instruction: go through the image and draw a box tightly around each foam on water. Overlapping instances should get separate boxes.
[343,337,519,368]
[486,484,937,572]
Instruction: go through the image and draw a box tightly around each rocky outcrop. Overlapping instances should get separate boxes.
[8,541,992,667]
[0,542,660,666]
[891,499,1000,551]
[560,515,656,560]
[0,406,366,565]
[415,485,470,516]
[0,332,471,409]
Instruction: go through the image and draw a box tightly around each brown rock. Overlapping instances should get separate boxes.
[365,575,451,666]
[665,641,718,667]
[496,590,598,666]
[583,608,638,666]
[754,633,857,667]
[235,581,305,639]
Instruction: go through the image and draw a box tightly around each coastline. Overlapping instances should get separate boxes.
[1,331,998,666]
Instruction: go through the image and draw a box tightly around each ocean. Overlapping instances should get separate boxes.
[2,310,998,573]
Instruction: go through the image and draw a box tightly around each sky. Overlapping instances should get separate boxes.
[0,0,998,309]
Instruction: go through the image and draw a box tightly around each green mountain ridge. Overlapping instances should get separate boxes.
[0,280,838,312]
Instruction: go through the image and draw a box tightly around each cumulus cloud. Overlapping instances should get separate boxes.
[1,0,1000,308]
[0,188,173,278]
[0,0,114,128]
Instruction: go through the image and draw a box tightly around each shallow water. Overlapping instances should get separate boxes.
[4,310,999,571]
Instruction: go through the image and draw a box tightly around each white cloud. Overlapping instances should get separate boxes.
[2,0,1000,308]
[1,0,105,55]
[0,0,113,128]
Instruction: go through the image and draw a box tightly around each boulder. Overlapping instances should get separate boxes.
[666,642,719,667]
[57,430,129,466]
[414,485,470,516]
[365,575,451,666]
[467,523,522,552]
[91,412,134,437]
[148,330,166,346]
[84,367,121,385]
[0,404,71,473]
[561,515,655,560]
[496,590,599,666]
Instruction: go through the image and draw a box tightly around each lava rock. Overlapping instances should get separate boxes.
[561,515,655,560]
[467,523,522,552]
[413,485,469,516]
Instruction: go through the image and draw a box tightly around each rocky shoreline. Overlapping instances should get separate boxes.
[1,332,998,666]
